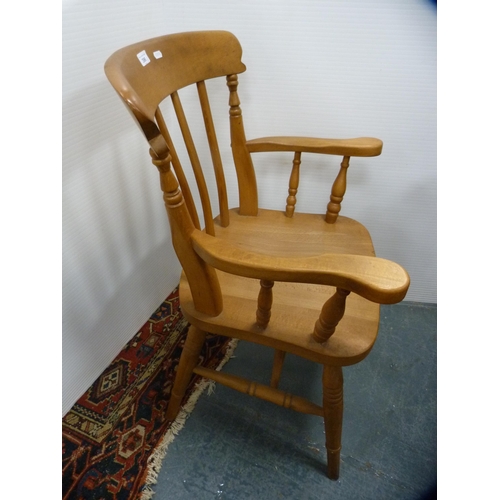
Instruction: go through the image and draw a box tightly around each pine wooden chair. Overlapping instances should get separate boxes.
[104,30,410,480]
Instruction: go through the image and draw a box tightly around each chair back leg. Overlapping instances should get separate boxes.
[166,326,207,421]
[270,349,286,388]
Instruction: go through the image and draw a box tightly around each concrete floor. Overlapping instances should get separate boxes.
[151,303,437,499]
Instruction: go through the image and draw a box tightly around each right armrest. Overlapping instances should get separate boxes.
[191,231,409,305]
[246,136,383,157]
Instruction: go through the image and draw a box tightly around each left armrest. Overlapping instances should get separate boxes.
[246,136,383,157]
[191,230,409,305]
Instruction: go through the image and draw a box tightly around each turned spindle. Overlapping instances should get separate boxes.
[256,279,274,328]
[285,152,302,217]
[226,74,241,117]
[226,74,258,216]
[149,148,179,205]
[313,288,351,343]
[326,156,350,224]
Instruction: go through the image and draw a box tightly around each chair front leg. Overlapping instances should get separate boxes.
[323,365,344,480]
[166,326,207,421]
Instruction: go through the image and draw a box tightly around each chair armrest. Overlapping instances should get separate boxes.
[246,136,383,157]
[191,231,409,304]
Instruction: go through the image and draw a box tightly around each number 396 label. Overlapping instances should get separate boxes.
[137,50,150,66]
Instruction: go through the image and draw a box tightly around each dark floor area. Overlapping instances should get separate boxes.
[152,302,437,499]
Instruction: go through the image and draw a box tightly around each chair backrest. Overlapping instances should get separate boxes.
[105,31,257,229]
[105,31,258,316]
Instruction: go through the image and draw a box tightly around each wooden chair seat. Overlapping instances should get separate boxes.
[214,208,376,258]
[104,30,410,480]
[180,270,379,367]
[181,209,379,366]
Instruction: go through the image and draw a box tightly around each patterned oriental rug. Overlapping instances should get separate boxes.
[62,287,236,499]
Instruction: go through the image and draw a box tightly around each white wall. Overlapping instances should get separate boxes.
[62,0,436,415]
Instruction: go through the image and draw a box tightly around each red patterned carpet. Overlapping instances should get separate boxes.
[62,287,234,499]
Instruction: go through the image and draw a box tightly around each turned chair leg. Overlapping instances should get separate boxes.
[322,365,344,480]
[166,326,207,421]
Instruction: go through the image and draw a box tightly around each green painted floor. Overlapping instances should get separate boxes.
[151,303,437,499]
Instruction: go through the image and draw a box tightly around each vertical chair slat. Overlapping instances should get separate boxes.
[155,108,201,230]
[171,91,215,236]
[197,81,230,228]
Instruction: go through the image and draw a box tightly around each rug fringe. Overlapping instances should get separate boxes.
[139,338,238,499]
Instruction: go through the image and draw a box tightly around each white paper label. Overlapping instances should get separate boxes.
[153,50,163,59]
[137,50,150,66]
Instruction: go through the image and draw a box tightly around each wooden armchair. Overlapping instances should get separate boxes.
[104,31,410,480]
